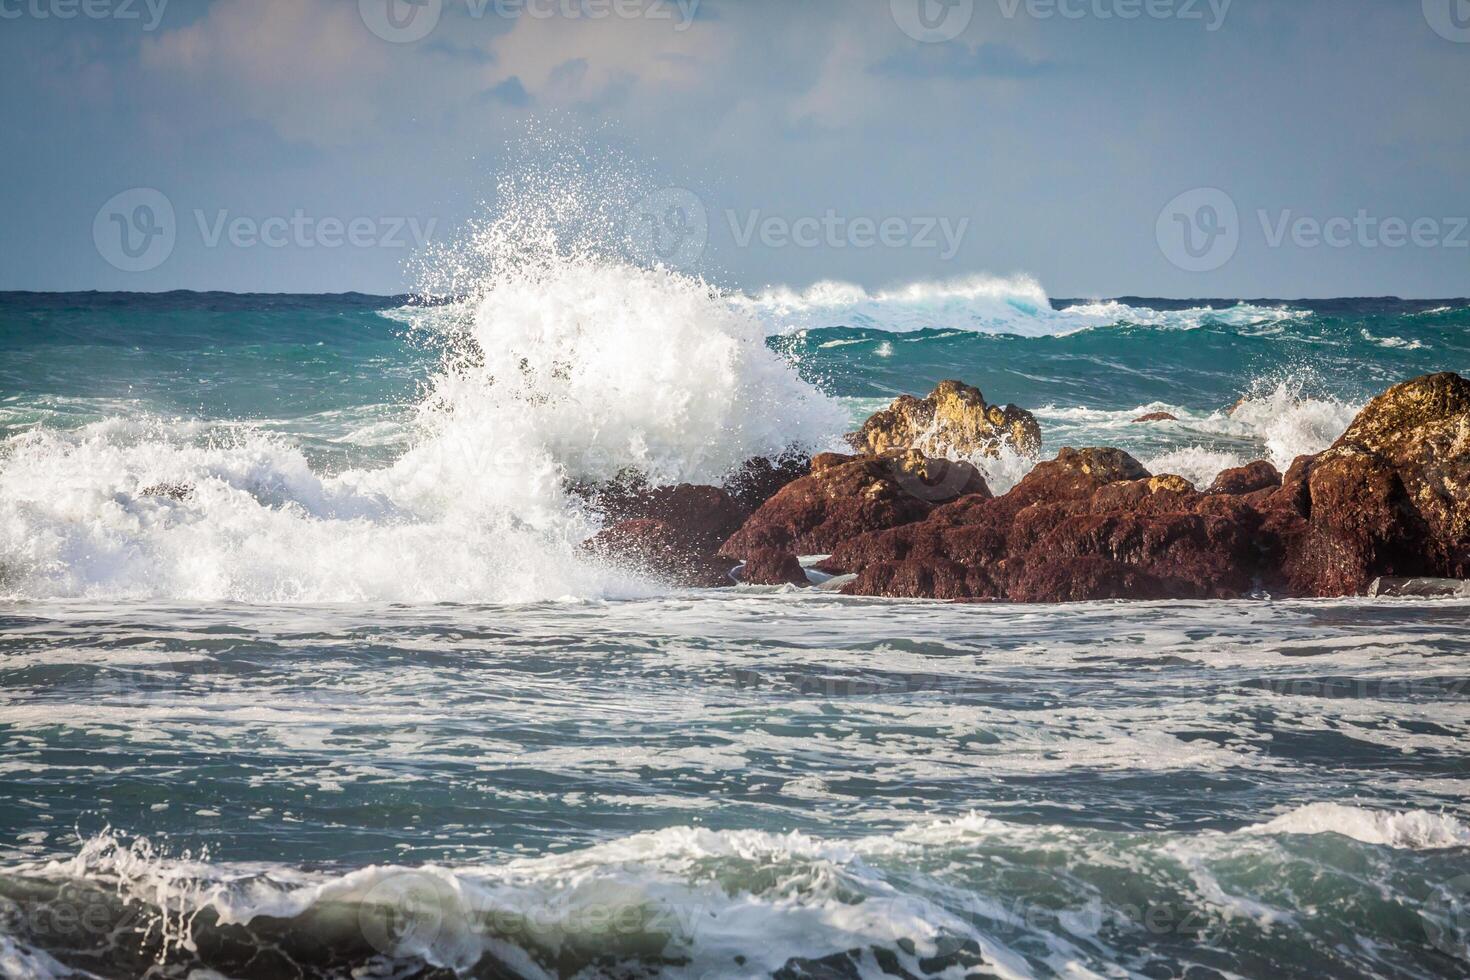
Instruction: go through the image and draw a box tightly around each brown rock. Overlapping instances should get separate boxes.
[1329,371,1470,574]
[1132,412,1179,423]
[719,450,990,560]
[1208,461,1282,495]
[579,482,746,553]
[723,455,810,514]
[585,518,738,588]
[832,446,1265,602]
[1005,447,1151,510]
[810,451,859,474]
[851,380,1042,459]
[814,373,1470,603]
[740,549,809,586]
[1283,446,1432,596]
[1007,556,1168,603]
[844,558,995,601]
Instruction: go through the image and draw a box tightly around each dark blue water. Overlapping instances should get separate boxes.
[1,289,1468,979]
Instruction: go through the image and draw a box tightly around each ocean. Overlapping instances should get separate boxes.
[2,277,1470,978]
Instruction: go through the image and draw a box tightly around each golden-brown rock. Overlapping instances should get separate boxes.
[1330,371,1470,571]
[851,380,1042,459]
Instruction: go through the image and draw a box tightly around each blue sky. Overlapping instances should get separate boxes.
[2,0,1467,297]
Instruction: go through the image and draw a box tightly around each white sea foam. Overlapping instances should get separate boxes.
[736,276,1310,338]
[24,800,1465,979]
[0,165,846,603]
[1241,803,1470,850]
[917,378,1359,493]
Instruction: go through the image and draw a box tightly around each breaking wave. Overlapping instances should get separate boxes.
[6,807,1467,979]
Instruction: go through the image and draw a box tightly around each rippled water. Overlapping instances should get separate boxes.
[2,287,1470,977]
[3,595,1469,977]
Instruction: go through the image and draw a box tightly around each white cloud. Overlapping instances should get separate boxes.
[141,0,432,144]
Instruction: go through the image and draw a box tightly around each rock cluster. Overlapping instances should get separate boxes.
[581,372,1470,601]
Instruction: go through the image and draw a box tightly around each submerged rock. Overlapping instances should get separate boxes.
[739,549,808,587]
[851,380,1042,459]
[1368,577,1470,598]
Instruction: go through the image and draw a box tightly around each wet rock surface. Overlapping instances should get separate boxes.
[826,373,1470,602]
[851,380,1042,459]
[583,373,1470,601]
[718,449,989,560]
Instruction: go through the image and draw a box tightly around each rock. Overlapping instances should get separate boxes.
[140,483,193,500]
[1132,412,1179,423]
[821,372,1470,603]
[740,549,809,586]
[1208,461,1281,495]
[1004,447,1151,510]
[585,518,738,588]
[830,446,1266,603]
[845,558,993,601]
[1368,577,1470,598]
[723,455,810,514]
[1283,446,1432,596]
[719,450,990,560]
[575,481,749,588]
[811,451,859,474]
[1328,372,1470,575]
[579,482,747,554]
[1148,474,1194,494]
[851,380,1042,459]
[1007,556,1168,603]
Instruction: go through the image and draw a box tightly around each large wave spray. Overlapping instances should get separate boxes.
[0,150,846,603]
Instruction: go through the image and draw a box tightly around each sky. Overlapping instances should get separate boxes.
[1,0,1467,298]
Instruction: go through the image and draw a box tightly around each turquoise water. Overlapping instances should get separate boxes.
[1,288,1469,978]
